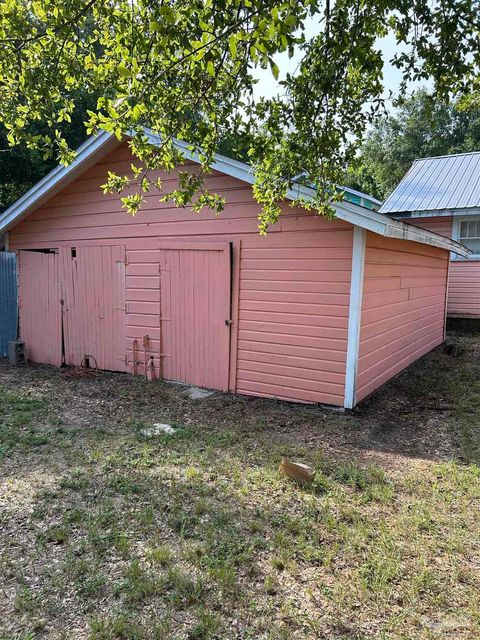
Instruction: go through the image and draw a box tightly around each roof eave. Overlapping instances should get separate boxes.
[0,130,120,233]
[386,207,480,219]
[0,129,469,257]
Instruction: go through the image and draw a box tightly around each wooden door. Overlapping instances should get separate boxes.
[18,250,62,366]
[159,243,231,391]
[61,245,126,371]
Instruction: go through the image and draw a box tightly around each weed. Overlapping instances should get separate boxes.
[166,567,205,606]
[188,608,221,639]
[88,613,142,640]
[147,545,174,567]
[59,469,90,490]
[107,473,141,495]
[115,559,163,603]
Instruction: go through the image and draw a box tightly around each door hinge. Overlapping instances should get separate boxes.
[225,319,233,326]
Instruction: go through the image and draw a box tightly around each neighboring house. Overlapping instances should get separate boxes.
[380,151,480,319]
[0,131,468,408]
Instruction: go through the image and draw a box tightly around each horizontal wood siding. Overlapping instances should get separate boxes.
[448,261,480,317]
[236,230,353,405]
[356,232,448,402]
[10,142,352,406]
[406,216,480,318]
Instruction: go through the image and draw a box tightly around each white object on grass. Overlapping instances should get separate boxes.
[140,423,176,437]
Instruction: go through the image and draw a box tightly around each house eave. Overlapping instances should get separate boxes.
[391,207,480,219]
[0,130,121,233]
[0,129,471,257]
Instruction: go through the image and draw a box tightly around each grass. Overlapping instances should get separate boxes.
[0,387,48,460]
[0,333,480,639]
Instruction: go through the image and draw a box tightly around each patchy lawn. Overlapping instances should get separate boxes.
[1,332,479,640]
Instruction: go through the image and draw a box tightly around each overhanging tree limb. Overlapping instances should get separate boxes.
[0,0,478,231]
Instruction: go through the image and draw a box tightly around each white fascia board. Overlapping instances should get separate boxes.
[0,130,119,233]
[394,207,480,219]
[144,130,257,185]
[328,198,470,257]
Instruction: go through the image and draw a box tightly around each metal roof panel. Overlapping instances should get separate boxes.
[380,151,480,214]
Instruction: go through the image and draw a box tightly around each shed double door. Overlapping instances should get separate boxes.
[159,243,231,391]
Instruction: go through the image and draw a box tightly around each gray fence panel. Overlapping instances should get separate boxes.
[0,252,17,357]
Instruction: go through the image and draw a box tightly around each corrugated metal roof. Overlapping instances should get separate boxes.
[380,151,480,214]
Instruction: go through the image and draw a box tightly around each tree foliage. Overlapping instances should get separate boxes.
[346,89,480,200]
[0,0,479,231]
[0,89,100,211]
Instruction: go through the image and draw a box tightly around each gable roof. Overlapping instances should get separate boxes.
[380,151,480,215]
[0,129,470,257]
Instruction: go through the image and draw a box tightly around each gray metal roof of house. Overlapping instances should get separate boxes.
[380,151,480,214]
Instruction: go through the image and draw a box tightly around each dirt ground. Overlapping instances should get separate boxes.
[0,332,479,639]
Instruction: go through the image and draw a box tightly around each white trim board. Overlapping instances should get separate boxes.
[451,214,480,261]
[344,227,366,409]
[0,129,471,257]
[394,208,480,219]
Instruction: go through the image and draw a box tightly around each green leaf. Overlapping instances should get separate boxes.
[228,34,237,58]
[269,59,279,80]
[118,64,131,78]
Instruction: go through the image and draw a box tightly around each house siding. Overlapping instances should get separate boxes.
[356,232,448,402]
[409,216,480,318]
[447,261,480,317]
[10,142,352,406]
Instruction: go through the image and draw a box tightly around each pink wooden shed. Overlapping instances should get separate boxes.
[0,131,469,408]
[380,152,480,320]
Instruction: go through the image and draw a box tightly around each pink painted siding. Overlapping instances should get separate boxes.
[406,216,480,318]
[447,261,480,317]
[236,230,353,405]
[356,232,448,403]
[10,142,352,406]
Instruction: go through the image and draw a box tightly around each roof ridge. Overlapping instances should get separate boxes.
[413,150,480,162]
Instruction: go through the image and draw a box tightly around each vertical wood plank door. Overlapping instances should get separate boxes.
[159,243,231,391]
[62,245,126,371]
[18,250,62,366]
